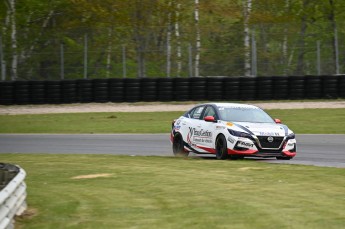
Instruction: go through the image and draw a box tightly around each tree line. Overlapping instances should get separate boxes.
[1,0,345,80]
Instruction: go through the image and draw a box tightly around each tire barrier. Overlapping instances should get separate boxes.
[125,78,141,102]
[157,78,173,101]
[339,76,345,98]
[0,163,27,229]
[61,80,77,104]
[14,81,30,105]
[30,81,46,104]
[93,79,109,103]
[206,77,223,101]
[109,78,124,102]
[239,77,256,100]
[0,75,344,105]
[305,76,322,99]
[272,76,289,100]
[173,78,190,101]
[256,76,273,100]
[189,77,206,101]
[141,78,157,101]
[46,81,61,104]
[223,77,240,100]
[77,79,93,103]
[289,76,305,99]
[322,75,338,99]
[0,82,14,105]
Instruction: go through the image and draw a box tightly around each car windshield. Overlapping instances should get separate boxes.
[217,106,274,123]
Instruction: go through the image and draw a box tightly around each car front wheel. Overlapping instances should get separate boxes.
[216,134,228,160]
[173,134,189,157]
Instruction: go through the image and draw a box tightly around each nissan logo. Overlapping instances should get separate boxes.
[267,136,274,142]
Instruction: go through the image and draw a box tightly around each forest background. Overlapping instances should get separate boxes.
[1,0,345,80]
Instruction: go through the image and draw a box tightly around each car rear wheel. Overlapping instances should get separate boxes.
[173,134,189,157]
[216,134,228,160]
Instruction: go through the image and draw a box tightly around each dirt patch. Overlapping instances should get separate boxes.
[0,101,344,115]
[71,173,113,179]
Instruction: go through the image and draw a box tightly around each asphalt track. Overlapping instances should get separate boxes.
[0,134,344,168]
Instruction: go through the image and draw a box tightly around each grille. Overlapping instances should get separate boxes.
[257,136,284,149]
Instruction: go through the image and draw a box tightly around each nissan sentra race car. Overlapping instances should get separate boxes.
[170,103,296,160]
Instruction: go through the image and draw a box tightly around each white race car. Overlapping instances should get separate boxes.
[170,103,296,160]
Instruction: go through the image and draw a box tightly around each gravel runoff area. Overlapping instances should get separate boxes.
[1,101,345,115]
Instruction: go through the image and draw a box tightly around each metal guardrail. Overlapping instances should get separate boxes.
[0,164,27,229]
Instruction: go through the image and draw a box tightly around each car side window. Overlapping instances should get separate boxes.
[187,106,205,119]
[202,106,217,119]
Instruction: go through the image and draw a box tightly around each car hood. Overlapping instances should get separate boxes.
[233,122,287,137]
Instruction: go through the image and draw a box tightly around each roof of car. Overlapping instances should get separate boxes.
[206,103,260,109]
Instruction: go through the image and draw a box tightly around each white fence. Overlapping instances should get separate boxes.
[0,165,27,229]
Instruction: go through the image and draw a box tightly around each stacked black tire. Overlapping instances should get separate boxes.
[124,79,141,102]
[289,76,305,99]
[1,75,345,105]
[157,78,173,101]
[14,81,30,104]
[223,77,240,100]
[272,76,289,100]
[322,75,338,99]
[93,79,109,103]
[46,81,61,104]
[189,77,206,101]
[256,77,273,100]
[239,77,256,100]
[206,78,223,100]
[173,78,190,101]
[61,80,77,103]
[77,79,93,103]
[339,75,345,98]
[0,82,14,105]
[109,79,124,102]
[305,76,322,99]
[141,78,157,101]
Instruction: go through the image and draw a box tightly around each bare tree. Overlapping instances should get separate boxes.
[8,0,17,80]
[194,0,200,77]
[328,0,339,74]
[243,0,252,77]
[175,1,182,77]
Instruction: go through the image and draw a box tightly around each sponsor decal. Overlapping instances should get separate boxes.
[174,125,181,130]
[228,136,235,143]
[216,125,225,130]
[176,120,181,125]
[226,122,233,127]
[189,127,212,138]
[238,141,254,148]
[288,143,294,147]
[259,132,280,136]
[188,127,213,144]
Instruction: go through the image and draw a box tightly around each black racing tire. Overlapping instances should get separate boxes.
[216,134,228,160]
[276,156,292,160]
[172,134,189,157]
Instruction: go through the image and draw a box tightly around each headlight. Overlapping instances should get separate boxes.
[286,133,295,140]
[228,129,252,139]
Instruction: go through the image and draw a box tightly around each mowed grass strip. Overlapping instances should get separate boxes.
[3,154,345,229]
[0,108,345,134]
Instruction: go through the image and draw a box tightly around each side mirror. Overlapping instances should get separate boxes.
[274,118,282,124]
[204,116,216,122]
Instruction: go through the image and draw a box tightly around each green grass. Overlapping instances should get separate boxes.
[2,154,344,229]
[0,108,345,134]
